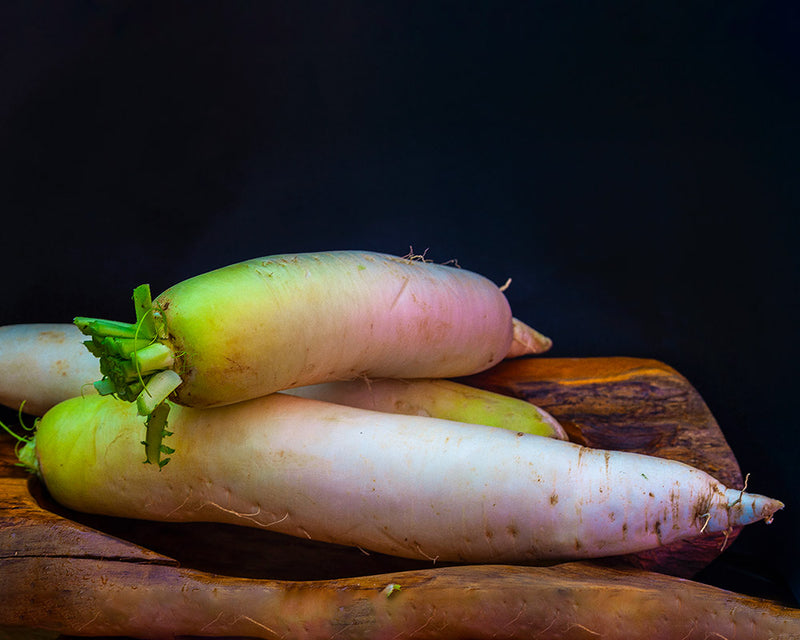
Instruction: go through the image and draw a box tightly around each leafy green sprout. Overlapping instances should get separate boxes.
[74,283,181,469]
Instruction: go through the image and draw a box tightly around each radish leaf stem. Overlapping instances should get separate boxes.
[74,284,179,466]
[142,402,173,468]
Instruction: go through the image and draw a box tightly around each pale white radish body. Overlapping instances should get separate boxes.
[22,393,783,564]
[0,324,99,415]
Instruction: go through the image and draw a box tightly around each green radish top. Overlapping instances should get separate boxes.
[74,284,178,468]
[74,284,177,406]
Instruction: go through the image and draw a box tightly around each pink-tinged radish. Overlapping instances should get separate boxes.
[0,323,564,440]
[15,393,783,564]
[286,378,567,439]
[72,251,551,462]
[77,250,550,408]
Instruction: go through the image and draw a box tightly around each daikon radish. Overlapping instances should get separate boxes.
[14,393,783,564]
[0,322,564,440]
[285,377,567,439]
[0,323,100,416]
[75,250,550,410]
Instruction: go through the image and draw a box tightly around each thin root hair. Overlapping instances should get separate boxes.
[402,246,431,263]
[0,415,33,446]
[207,501,290,528]
[414,543,440,563]
[731,472,750,508]
[699,512,711,534]
[16,401,36,432]
[719,526,733,553]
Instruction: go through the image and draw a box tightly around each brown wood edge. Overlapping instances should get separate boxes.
[2,557,799,639]
[0,476,173,565]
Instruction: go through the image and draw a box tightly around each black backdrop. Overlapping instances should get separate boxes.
[1,2,798,606]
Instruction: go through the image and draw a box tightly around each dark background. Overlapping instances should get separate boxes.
[1,1,798,606]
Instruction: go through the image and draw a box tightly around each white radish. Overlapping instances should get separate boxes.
[285,377,567,439]
[16,393,783,564]
[75,251,551,411]
[0,324,99,416]
[0,323,565,440]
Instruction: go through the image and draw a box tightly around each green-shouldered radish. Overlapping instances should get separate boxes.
[11,393,783,564]
[285,378,567,439]
[72,250,552,461]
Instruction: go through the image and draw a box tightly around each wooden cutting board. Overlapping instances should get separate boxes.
[1,356,775,638]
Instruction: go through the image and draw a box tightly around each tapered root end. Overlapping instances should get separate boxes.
[724,488,784,527]
[506,318,553,358]
[532,406,569,440]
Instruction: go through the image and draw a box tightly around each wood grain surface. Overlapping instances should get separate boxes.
[1,356,791,639]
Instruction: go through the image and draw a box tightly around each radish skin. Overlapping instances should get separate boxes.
[508,317,552,357]
[75,251,551,413]
[285,378,568,439]
[0,322,564,439]
[19,393,783,564]
[0,324,99,416]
